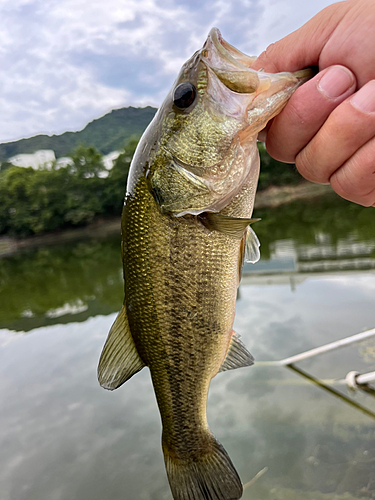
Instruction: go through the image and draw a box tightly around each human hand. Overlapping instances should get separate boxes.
[252,0,375,207]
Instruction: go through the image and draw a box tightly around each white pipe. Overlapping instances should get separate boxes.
[345,370,375,391]
[273,328,375,366]
[357,371,375,385]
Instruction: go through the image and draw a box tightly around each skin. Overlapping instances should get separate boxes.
[252,0,375,207]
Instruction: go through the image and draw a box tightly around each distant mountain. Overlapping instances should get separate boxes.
[0,106,157,161]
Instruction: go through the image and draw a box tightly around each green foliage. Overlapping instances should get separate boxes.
[0,141,139,237]
[0,161,12,173]
[257,142,302,190]
[69,144,105,178]
[102,138,138,215]
[0,135,323,238]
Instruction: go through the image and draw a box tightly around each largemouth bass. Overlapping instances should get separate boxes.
[98,28,311,500]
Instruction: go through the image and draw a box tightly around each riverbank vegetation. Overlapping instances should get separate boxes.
[0,140,138,237]
[0,141,303,237]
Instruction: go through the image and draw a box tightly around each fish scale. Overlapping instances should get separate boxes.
[98,27,312,500]
[123,181,240,442]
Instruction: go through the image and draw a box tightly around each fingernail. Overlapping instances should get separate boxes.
[318,66,355,99]
[351,81,375,113]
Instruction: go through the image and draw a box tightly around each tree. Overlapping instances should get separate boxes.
[257,142,302,190]
[102,138,139,215]
[69,144,106,179]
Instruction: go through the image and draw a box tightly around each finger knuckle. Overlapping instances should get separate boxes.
[295,146,323,183]
[330,155,375,206]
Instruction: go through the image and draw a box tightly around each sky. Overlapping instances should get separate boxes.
[0,0,336,143]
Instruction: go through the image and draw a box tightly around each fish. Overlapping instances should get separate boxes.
[98,28,312,500]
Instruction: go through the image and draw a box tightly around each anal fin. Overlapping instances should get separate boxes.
[219,331,254,373]
[98,304,145,390]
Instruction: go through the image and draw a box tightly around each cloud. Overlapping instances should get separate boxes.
[0,0,333,143]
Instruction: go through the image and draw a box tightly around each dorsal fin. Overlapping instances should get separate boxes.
[98,304,145,390]
[218,331,254,373]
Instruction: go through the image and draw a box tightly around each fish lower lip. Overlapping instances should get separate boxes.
[205,27,257,70]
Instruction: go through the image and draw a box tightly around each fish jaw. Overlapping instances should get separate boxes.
[202,27,313,135]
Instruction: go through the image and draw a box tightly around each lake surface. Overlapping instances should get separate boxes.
[1,193,375,500]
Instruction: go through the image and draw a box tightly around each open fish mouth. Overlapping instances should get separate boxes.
[201,27,260,94]
[201,27,313,96]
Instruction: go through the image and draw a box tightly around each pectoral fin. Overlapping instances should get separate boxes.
[237,226,261,281]
[218,331,254,373]
[204,213,260,239]
[98,304,145,390]
[245,226,260,264]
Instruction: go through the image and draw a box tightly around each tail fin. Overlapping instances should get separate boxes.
[163,434,243,500]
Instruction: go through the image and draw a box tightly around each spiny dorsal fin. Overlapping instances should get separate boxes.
[219,331,254,373]
[98,304,145,390]
[245,226,260,263]
[204,213,261,239]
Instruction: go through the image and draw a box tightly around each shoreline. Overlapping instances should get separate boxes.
[254,182,332,208]
[0,182,333,258]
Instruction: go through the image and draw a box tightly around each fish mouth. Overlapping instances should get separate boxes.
[201,27,313,96]
[205,27,257,70]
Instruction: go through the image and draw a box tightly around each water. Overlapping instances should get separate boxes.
[0,193,374,500]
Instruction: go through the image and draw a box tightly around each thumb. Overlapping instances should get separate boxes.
[251,2,348,73]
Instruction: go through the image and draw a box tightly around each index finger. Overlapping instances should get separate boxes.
[251,2,349,73]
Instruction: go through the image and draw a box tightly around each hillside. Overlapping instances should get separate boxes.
[0,106,157,161]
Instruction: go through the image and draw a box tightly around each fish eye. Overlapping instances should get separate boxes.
[173,82,196,110]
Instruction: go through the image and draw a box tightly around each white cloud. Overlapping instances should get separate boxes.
[0,0,335,143]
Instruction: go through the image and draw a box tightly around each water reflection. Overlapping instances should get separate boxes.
[247,193,375,275]
[0,236,123,331]
[287,364,375,420]
[0,193,375,500]
[0,193,374,332]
